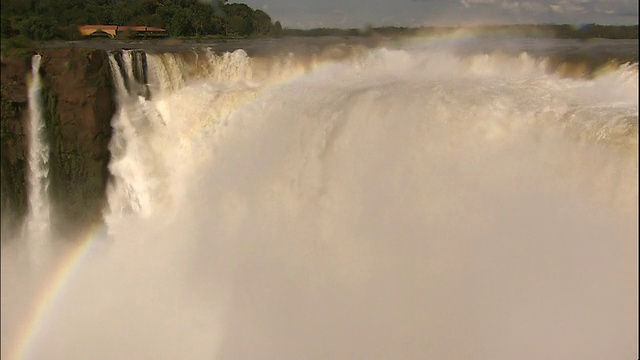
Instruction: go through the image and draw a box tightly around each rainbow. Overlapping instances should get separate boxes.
[9,33,626,358]
[6,50,328,360]
[9,222,109,360]
[5,39,466,358]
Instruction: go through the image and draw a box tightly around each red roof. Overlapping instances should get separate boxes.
[79,25,118,31]
[128,26,166,32]
[78,25,166,32]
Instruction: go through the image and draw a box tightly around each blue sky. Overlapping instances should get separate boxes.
[238,0,639,29]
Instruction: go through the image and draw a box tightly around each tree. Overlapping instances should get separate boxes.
[139,0,159,14]
[112,2,134,25]
[2,0,283,40]
[226,15,252,36]
[19,15,58,40]
[224,3,254,36]
[209,13,225,35]
[252,9,271,35]
[169,7,192,36]
[84,2,112,24]
[191,2,212,37]
[1,15,12,38]
[272,20,282,37]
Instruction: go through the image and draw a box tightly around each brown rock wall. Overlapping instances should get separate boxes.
[1,48,115,238]
[0,54,32,235]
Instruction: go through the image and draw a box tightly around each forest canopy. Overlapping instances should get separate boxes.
[0,0,284,40]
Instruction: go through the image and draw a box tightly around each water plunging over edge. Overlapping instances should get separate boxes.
[24,54,51,244]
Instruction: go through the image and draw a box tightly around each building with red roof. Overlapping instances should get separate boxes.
[78,25,167,38]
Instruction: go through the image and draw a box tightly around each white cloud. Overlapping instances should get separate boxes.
[500,1,521,12]
[242,0,639,28]
[461,0,498,8]
[520,1,549,13]
[592,0,638,16]
[549,1,586,14]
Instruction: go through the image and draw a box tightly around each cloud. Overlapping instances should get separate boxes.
[592,0,639,16]
[461,0,497,8]
[519,2,550,12]
[549,1,586,14]
[461,0,587,14]
[243,0,638,28]
[500,1,521,12]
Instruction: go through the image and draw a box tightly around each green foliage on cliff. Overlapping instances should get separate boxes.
[1,0,280,41]
[1,35,34,56]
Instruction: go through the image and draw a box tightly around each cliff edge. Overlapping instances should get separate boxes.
[1,48,115,238]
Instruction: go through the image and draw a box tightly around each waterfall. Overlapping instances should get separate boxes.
[105,52,170,220]
[24,54,51,245]
[1,39,638,360]
[146,52,188,94]
[105,48,265,222]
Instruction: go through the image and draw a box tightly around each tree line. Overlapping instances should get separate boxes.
[552,24,638,39]
[0,0,284,40]
[1,0,637,42]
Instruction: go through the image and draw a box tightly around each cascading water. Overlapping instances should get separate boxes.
[24,54,51,245]
[146,52,188,94]
[2,38,638,360]
[105,48,264,223]
[106,50,192,219]
[106,51,161,218]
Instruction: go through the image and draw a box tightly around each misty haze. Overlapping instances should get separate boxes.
[0,1,638,358]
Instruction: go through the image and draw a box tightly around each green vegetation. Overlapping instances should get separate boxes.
[2,0,636,43]
[1,0,280,41]
[1,35,34,56]
[553,24,638,39]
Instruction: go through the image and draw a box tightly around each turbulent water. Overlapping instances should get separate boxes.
[1,37,638,359]
[23,54,51,260]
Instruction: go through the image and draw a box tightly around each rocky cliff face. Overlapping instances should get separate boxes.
[1,48,115,238]
[1,54,31,235]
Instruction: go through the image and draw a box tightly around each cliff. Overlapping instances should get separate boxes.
[1,55,31,234]
[1,48,115,238]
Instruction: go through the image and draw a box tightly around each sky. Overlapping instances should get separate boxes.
[238,0,639,29]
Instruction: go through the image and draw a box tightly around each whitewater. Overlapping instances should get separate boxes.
[23,54,52,264]
[1,36,638,359]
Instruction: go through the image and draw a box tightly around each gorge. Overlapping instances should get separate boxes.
[1,36,638,359]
